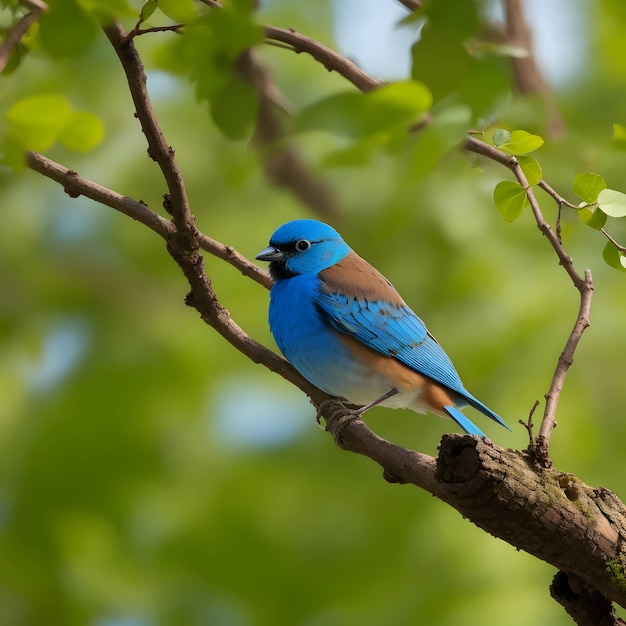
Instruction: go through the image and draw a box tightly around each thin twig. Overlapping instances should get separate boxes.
[263,25,384,93]
[538,180,580,209]
[464,135,593,467]
[104,23,195,235]
[601,228,626,253]
[539,181,626,257]
[196,233,272,289]
[25,151,272,289]
[519,399,538,446]
[127,24,184,40]
[395,0,422,10]
[25,151,172,237]
[0,1,48,73]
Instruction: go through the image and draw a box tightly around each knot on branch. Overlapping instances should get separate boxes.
[551,571,626,626]
[436,434,482,483]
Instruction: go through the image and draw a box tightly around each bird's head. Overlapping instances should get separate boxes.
[256,219,351,280]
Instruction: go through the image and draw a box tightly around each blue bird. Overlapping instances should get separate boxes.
[256,219,510,437]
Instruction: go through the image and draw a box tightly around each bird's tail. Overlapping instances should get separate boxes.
[444,394,511,437]
[464,394,512,431]
[443,405,486,437]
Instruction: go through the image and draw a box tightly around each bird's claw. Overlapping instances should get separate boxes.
[315,398,365,449]
[316,398,352,425]
[316,398,363,430]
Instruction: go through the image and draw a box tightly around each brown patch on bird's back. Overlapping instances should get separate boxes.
[320,251,405,305]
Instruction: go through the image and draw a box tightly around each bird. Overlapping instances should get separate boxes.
[255,219,510,437]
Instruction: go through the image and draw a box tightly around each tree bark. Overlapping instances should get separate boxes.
[324,409,626,614]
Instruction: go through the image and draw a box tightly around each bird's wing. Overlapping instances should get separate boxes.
[315,287,467,396]
[316,253,510,431]
[316,251,466,394]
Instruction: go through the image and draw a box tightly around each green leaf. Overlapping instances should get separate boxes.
[430,104,472,143]
[76,0,137,21]
[613,123,626,146]
[139,0,157,22]
[210,77,258,141]
[493,180,528,222]
[156,0,197,22]
[368,80,433,119]
[322,142,374,168]
[492,128,510,147]
[410,0,477,104]
[497,129,544,155]
[517,156,542,186]
[598,188,626,217]
[572,172,606,203]
[295,81,432,139]
[5,94,105,154]
[578,205,607,230]
[602,241,626,271]
[38,1,98,58]
[59,110,105,152]
[158,8,264,101]
[6,93,73,151]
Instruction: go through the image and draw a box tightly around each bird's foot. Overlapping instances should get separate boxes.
[316,398,361,427]
[316,387,400,426]
[315,398,366,450]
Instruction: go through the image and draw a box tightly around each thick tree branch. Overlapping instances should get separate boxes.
[322,412,626,613]
[551,571,626,626]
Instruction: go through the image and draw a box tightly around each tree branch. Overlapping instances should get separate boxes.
[0,0,48,73]
[264,25,383,93]
[25,151,172,237]
[322,412,626,612]
[464,136,593,466]
[394,0,422,10]
[103,22,195,237]
[24,151,272,289]
[99,22,332,414]
[551,571,626,626]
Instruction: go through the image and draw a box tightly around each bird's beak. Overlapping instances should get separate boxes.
[255,245,284,262]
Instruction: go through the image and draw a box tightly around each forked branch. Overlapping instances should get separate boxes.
[464,136,593,466]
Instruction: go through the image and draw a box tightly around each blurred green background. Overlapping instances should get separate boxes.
[2,0,626,624]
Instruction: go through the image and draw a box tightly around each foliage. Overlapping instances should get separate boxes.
[2,1,626,625]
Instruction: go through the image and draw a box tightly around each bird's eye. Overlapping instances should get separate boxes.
[295,239,311,252]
